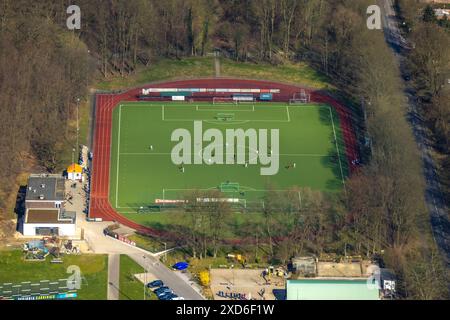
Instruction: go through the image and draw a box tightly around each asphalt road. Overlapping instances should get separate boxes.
[128,253,204,300]
[379,0,450,270]
[81,219,205,300]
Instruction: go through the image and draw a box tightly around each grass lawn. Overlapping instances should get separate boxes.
[119,254,157,300]
[117,212,266,239]
[127,233,166,253]
[109,102,347,216]
[221,59,331,90]
[57,98,91,171]
[0,250,107,300]
[95,57,331,91]
[96,57,215,90]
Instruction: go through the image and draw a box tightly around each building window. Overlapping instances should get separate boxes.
[35,227,59,236]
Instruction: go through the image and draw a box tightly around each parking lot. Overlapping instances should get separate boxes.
[132,273,185,300]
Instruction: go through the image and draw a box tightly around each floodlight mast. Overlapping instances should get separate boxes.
[76,97,80,160]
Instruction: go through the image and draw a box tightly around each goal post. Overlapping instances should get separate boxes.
[215,113,235,121]
[213,97,237,105]
[220,182,240,192]
[290,89,311,104]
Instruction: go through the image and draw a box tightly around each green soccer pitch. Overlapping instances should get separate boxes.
[109,102,348,214]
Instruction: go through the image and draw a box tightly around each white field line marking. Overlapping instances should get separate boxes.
[162,118,291,123]
[196,108,255,112]
[117,187,292,210]
[162,188,289,193]
[196,105,255,112]
[329,106,346,188]
[164,105,290,122]
[115,104,122,208]
[162,105,165,120]
[203,120,251,125]
[119,152,329,157]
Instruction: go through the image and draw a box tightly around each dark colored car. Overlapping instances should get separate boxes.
[155,287,172,296]
[154,286,169,292]
[159,293,178,300]
[147,280,164,288]
[157,290,173,299]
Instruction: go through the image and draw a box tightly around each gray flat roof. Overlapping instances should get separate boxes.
[25,174,65,201]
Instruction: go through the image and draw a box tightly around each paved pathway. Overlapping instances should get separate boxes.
[214,52,221,77]
[107,253,120,300]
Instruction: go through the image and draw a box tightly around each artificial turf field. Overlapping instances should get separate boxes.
[109,101,348,214]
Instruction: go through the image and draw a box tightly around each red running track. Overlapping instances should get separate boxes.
[89,79,358,239]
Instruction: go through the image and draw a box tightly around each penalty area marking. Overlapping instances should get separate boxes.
[117,187,303,210]
[162,104,290,122]
[195,104,255,112]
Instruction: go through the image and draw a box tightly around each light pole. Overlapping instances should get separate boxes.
[231,264,235,286]
[142,255,152,300]
[76,98,80,161]
[163,242,167,262]
[142,255,147,300]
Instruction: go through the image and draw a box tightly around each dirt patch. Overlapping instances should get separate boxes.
[317,261,372,277]
[0,219,16,243]
[210,268,285,300]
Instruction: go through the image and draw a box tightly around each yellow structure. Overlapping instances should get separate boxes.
[227,253,247,266]
[67,163,83,181]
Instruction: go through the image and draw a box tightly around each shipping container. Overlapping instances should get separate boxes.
[259,93,273,101]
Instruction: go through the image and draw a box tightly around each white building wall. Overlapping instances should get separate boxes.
[23,223,76,236]
[68,172,83,181]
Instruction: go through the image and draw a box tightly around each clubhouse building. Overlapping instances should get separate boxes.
[21,174,76,236]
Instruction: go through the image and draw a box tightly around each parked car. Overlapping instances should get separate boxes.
[147,280,164,288]
[155,287,172,297]
[159,293,177,300]
[171,296,185,300]
[154,286,170,293]
[172,261,189,270]
[157,291,173,299]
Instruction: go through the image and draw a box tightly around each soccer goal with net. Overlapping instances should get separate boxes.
[220,182,240,192]
[215,113,235,121]
[289,90,311,105]
[212,97,237,105]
